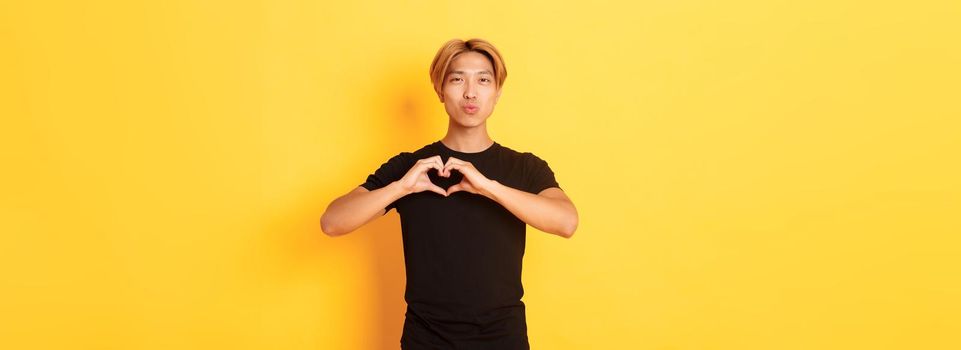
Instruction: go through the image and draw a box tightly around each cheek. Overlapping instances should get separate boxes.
[486,92,499,106]
[443,90,458,102]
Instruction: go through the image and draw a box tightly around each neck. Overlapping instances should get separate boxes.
[441,122,494,153]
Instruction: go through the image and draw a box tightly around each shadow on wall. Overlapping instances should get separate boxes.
[362,59,439,349]
[269,58,438,349]
[310,59,435,349]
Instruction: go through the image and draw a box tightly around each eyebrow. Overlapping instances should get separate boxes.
[448,70,493,75]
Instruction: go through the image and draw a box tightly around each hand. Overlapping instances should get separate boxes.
[397,156,448,197]
[442,157,494,197]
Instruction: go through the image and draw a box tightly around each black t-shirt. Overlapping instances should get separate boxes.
[360,140,560,349]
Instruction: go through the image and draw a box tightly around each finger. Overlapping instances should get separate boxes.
[444,157,465,166]
[436,157,450,177]
[442,159,457,175]
[417,158,444,175]
[446,184,462,195]
[433,156,447,176]
[443,157,463,176]
[427,156,443,173]
[444,161,472,176]
[417,156,439,165]
[429,183,447,196]
[419,156,444,171]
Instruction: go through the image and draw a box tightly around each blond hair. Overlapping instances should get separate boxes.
[429,38,507,97]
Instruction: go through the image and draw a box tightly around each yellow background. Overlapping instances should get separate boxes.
[2,1,959,349]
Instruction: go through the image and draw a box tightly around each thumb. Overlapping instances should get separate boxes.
[429,184,448,197]
[446,184,462,196]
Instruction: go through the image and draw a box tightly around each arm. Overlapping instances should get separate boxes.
[321,155,447,237]
[485,184,579,238]
[320,183,407,237]
[442,157,579,239]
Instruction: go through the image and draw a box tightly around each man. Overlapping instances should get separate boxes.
[320,38,578,349]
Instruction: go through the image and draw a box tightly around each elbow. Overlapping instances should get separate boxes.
[559,215,578,239]
[320,213,341,237]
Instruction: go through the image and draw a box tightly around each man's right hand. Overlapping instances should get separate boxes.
[321,155,449,237]
[396,155,448,197]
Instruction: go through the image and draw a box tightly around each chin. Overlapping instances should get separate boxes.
[448,112,485,125]
[456,116,488,127]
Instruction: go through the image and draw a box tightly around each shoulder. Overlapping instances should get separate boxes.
[382,151,413,165]
[495,144,554,175]
[408,141,443,160]
[513,149,551,167]
[382,142,438,164]
[495,143,543,162]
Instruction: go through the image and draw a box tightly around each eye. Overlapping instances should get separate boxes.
[480,78,491,83]
[449,77,462,82]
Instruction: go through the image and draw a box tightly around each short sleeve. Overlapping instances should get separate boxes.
[360,152,412,214]
[525,153,561,194]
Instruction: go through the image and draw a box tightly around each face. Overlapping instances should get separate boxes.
[439,51,502,128]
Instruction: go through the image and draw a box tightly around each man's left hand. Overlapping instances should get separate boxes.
[441,157,495,197]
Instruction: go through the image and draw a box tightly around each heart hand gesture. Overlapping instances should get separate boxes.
[397,155,448,196]
[441,157,493,197]
[398,156,494,198]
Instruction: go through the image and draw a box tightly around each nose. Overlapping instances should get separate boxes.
[463,80,477,100]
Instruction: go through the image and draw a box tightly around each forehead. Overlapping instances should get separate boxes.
[446,51,494,74]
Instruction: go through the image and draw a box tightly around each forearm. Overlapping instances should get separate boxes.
[483,181,578,238]
[321,181,409,236]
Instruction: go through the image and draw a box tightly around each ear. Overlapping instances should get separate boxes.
[494,88,502,103]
